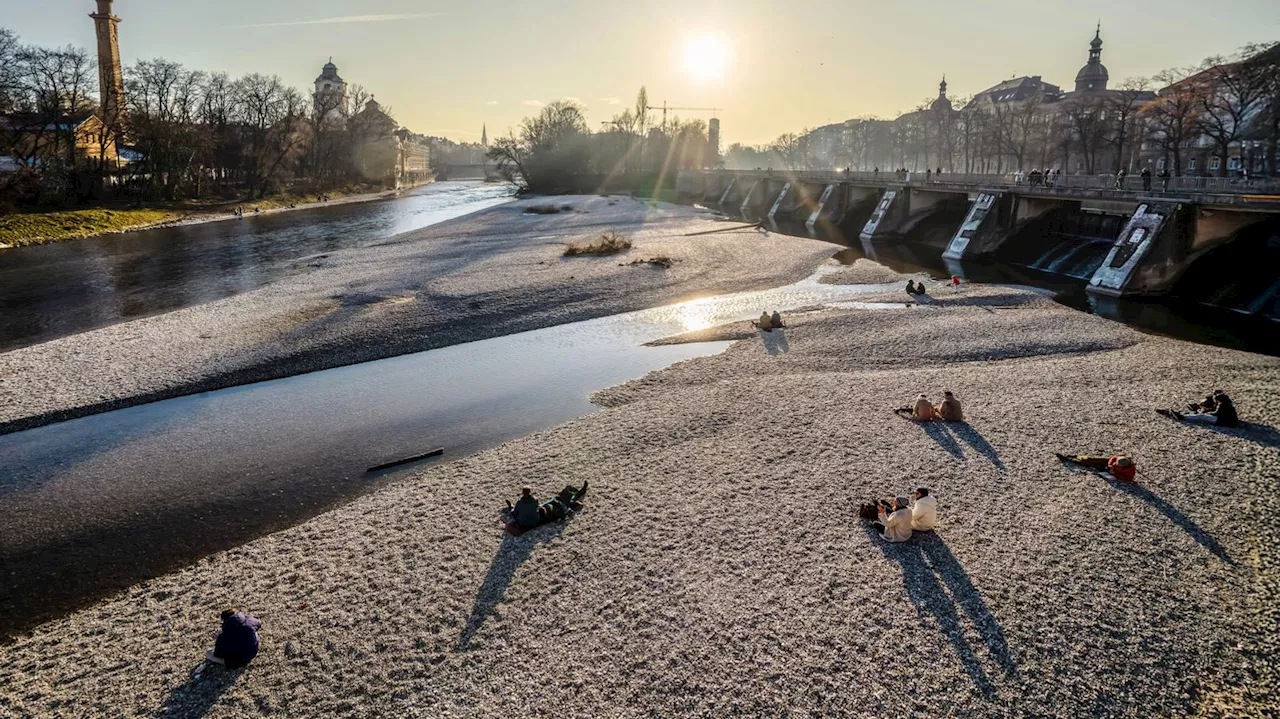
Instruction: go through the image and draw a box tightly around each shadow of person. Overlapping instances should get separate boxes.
[920,421,965,460]
[1205,423,1280,452]
[761,329,791,355]
[1100,473,1234,565]
[948,423,1006,471]
[456,521,567,650]
[157,662,242,718]
[862,524,997,697]
[917,533,1017,676]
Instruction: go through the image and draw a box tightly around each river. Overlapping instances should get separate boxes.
[0,181,513,352]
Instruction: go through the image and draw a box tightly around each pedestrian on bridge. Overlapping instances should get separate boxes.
[1141,167,1152,192]
[1158,167,1170,192]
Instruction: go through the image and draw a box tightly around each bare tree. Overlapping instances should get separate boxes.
[1141,67,1201,176]
[1103,77,1152,172]
[1194,48,1274,176]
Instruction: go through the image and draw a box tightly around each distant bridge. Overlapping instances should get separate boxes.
[439,163,499,181]
[677,169,1280,302]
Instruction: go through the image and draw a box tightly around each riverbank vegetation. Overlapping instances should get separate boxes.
[0,208,179,247]
[487,88,714,195]
[0,27,482,212]
[563,229,632,256]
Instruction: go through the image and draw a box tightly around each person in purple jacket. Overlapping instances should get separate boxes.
[205,608,262,669]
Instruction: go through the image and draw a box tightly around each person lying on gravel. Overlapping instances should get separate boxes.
[753,312,774,331]
[935,391,963,421]
[205,608,262,669]
[1157,390,1239,428]
[895,394,937,421]
[872,497,914,542]
[1055,454,1137,482]
[911,488,938,531]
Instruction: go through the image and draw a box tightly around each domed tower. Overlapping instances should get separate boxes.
[1074,24,1109,93]
[931,76,952,113]
[314,58,348,123]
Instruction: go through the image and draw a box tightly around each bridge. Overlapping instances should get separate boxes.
[676,169,1280,302]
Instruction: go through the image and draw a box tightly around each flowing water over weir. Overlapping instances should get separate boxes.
[0,269,906,637]
[0,181,514,352]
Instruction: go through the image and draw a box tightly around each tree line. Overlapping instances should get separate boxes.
[487,87,714,193]
[0,27,483,208]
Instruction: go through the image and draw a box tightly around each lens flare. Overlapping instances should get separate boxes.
[681,34,730,83]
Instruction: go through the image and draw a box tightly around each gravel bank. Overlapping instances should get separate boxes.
[0,196,834,434]
[3,284,1276,717]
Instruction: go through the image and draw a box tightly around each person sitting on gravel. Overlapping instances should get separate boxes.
[770,311,785,328]
[911,488,938,531]
[906,280,919,296]
[1157,390,1239,428]
[508,486,543,529]
[935,391,963,421]
[206,608,262,669]
[873,497,914,542]
[753,311,774,332]
[1055,453,1137,482]
[895,394,937,421]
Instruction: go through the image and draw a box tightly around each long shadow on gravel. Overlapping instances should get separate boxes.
[947,424,1006,471]
[457,522,566,651]
[157,662,242,718]
[919,421,965,460]
[1099,474,1235,565]
[866,525,1016,697]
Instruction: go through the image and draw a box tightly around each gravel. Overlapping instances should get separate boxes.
[2,279,1277,717]
[0,196,835,434]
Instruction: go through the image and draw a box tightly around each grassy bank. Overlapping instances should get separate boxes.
[0,208,182,248]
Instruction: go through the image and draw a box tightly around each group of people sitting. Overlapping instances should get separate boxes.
[904,280,928,297]
[896,391,964,422]
[753,310,785,332]
[503,482,590,533]
[862,488,938,542]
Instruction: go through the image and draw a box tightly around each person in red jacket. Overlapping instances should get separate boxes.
[1055,453,1136,482]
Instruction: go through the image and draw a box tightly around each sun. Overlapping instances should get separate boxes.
[681,33,730,83]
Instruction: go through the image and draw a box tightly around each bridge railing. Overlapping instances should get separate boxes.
[707,169,1280,198]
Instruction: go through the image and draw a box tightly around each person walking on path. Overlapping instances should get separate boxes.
[206,608,262,669]
[1114,168,1127,190]
[1141,167,1152,192]
[950,275,961,292]
[1158,167,1170,192]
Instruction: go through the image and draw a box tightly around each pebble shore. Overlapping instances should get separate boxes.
[2,260,1276,717]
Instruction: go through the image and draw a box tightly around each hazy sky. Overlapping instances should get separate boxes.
[3,0,1277,146]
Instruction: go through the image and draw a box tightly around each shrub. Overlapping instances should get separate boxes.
[564,230,632,256]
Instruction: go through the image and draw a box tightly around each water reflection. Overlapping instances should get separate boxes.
[0,181,513,351]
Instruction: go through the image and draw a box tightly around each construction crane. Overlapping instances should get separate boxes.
[644,102,720,128]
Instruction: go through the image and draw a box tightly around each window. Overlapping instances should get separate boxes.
[1227,157,1240,170]
[1210,156,1221,170]
[1157,158,1166,170]
[1188,158,1197,171]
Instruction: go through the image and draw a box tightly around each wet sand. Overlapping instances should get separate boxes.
[2,267,1276,717]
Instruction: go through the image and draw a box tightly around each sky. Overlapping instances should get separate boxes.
[3,0,1277,146]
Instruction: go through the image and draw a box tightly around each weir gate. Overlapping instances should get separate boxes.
[677,169,1280,303]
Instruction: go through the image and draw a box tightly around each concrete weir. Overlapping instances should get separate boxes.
[679,169,1280,304]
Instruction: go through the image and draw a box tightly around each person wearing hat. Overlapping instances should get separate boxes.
[911,488,938,531]
[1055,453,1137,482]
[894,394,937,421]
[509,486,542,529]
[873,497,914,542]
[206,608,262,669]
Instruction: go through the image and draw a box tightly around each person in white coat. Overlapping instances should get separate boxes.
[911,487,938,531]
[874,496,914,542]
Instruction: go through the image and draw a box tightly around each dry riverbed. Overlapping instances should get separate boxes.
[0,195,834,434]
[2,262,1277,717]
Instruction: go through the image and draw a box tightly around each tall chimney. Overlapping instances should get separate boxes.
[89,0,126,127]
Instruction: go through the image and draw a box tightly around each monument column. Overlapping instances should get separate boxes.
[89,0,126,128]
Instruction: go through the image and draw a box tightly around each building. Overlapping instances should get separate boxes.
[314,59,349,125]
[89,0,126,132]
[348,98,431,187]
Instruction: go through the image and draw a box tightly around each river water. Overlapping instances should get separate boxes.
[0,181,514,352]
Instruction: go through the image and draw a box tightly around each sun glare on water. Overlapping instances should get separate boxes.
[681,34,730,83]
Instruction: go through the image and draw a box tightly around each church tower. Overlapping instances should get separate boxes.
[481,124,488,148]
[89,0,126,127]
[314,58,349,124]
[1074,24,1109,93]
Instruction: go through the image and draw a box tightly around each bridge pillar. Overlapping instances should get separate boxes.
[718,177,736,206]
[943,192,1011,260]
[807,184,837,230]
[859,188,903,241]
